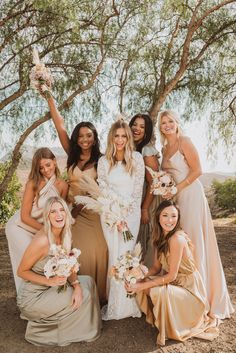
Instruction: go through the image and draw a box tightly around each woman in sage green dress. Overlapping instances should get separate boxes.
[129,114,160,266]
[17,196,101,346]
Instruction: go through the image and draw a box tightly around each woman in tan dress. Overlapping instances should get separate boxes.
[43,95,108,303]
[17,196,101,346]
[125,200,219,346]
[6,147,68,292]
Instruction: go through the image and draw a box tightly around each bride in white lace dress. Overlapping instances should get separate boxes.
[98,119,145,320]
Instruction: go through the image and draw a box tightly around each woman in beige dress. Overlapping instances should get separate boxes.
[43,95,108,303]
[158,110,234,319]
[129,114,160,266]
[6,147,68,292]
[126,200,219,346]
[17,196,101,346]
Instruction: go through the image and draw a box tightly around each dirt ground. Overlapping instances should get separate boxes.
[0,225,235,353]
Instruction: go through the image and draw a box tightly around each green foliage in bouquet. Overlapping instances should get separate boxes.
[212,178,236,214]
[0,162,21,225]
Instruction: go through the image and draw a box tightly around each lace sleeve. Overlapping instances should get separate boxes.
[97,156,108,192]
[130,152,145,212]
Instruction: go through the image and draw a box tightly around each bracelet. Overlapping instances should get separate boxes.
[70,279,80,286]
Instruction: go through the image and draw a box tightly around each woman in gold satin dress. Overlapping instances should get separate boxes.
[17,196,101,346]
[125,200,219,346]
[43,95,108,303]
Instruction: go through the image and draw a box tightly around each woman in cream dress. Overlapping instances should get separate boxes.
[129,114,160,266]
[158,110,234,319]
[98,119,145,320]
[43,95,108,303]
[126,201,219,346]
[17,196,101,346]
[6,148,68,292]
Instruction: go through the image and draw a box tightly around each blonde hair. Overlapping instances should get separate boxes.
[158,110,183,145]
[105,119,134,174]
[43,196,72,254]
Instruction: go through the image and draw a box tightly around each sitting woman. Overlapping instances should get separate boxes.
[125,200,219,346]
[6,147,68,292]
[17,196,101,346]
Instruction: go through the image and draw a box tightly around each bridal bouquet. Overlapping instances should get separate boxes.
[146,166,177,196]
[30,48,53,98]
[74,175,133,242]
[44,244,81,293]
[110,243,148,298]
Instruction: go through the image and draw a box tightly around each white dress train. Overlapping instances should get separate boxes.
[97,151,145,320]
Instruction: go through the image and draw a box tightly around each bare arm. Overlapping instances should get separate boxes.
[46,96,70,155]
[127,234,186,292]
[17,234,67,287]
[58,179,69,200]
[176,136,202,193]
[141,154,159,224]
[20,181,43,231]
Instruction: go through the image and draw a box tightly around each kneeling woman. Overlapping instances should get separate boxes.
[126,200,219,346]
[17,196,101,346]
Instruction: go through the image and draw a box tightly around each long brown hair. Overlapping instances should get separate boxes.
[153,200,181,257]
[28,147,60,199]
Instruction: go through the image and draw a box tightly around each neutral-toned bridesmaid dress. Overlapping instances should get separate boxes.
[17,253,101,346]
[68,166,108,303]
[137,234,219,346]
[161,149,234,319]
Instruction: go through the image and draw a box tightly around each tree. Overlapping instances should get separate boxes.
[0,0,148,202]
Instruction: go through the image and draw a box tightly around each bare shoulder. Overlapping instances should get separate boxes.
[179,135,192,147]
[32,229,49,248]
[169,231,187,247]
[56,178,68,188]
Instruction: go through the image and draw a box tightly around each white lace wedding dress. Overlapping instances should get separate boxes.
[97,151,145,320]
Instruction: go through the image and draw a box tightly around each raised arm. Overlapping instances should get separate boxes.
[20,181,43,231]
[46,96,70,155]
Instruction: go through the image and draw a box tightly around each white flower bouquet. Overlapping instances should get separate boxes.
[30,48,53,98]
[44,244,81,292]
[74,175,134,242]
[110,243,148,298]
[146,166,177,196]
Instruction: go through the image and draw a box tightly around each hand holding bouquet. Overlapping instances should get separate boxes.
[44,244,81,293]
[110,243,148,297]
[30,48,53,99]
[146,166,177,196]
[74,175,133,242]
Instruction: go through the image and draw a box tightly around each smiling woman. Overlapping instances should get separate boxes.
[5,147,68,292]
[17,196,101,346]
[42,95,108,304]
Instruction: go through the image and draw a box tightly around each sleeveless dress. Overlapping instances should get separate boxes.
[17,255,101,346]
[6,175,60,292]
[97,151,145,320]
[162,150,234,319]
[136,234,219,346]
[137,143,160,267]
[68,166,108,303]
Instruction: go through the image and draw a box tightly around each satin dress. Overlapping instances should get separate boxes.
[162,149,234,319]
[17,254,101,346]
[137,234,219,346]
